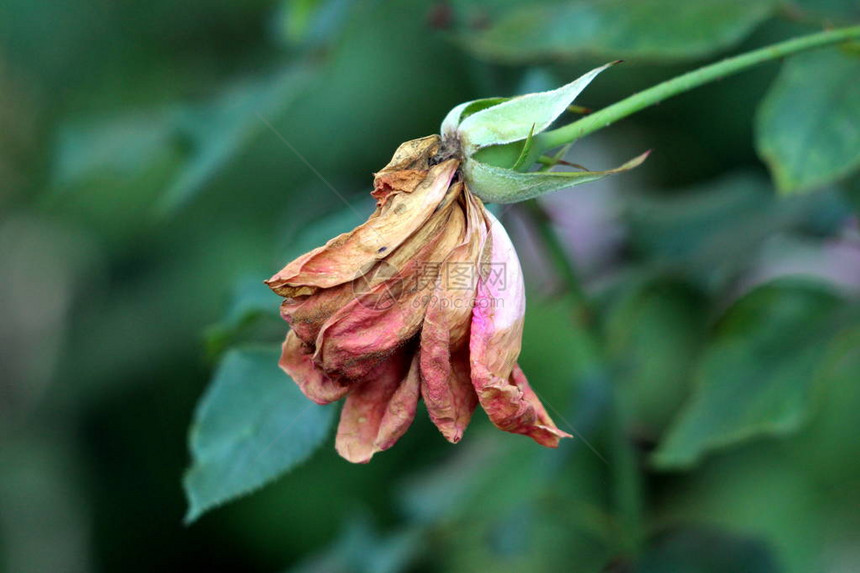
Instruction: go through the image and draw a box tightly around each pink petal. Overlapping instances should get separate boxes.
[469,210,569,447]
[266,159,458,295]
[374,355,422,451]
[420,193,487,443]
[335,351,420,463]
[420,344,475,443]
[279,331,349,405]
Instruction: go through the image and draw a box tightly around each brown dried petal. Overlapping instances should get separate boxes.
[335,350,419,463]
[266,159,458,295]
[279,331,349,405]
[315,194,466,383]
[279,283,354,344]
[420,193,487,443]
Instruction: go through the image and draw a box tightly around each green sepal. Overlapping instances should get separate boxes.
[511,124,537,171]
[440,97,509,139]
[456,63,615,153]
[463,151,650,204]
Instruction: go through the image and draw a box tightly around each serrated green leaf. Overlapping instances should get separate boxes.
[457,64,612,152]
[652,280,843,470]
[756,50,860,194]
[461,0,777,63]
[464,150,648,204]
[184,347,334,523]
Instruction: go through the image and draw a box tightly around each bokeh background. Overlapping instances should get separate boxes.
[2,0,859,572]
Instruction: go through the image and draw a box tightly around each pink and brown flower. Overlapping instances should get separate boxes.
[266,135,571,463]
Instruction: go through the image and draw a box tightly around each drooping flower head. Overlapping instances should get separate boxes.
[266,65,646,462]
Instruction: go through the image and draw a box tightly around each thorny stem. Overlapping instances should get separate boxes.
[525,200,644,558]
[537,25,860,154]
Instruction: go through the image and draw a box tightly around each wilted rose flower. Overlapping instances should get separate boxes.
[266,135,571,463]
[266,66,648,463]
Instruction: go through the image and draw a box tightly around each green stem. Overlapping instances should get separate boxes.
[537,25,860,152]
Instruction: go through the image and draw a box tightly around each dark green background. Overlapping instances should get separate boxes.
[1,1,858,572]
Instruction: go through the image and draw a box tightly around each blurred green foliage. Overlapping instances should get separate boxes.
[1,1,859,573]
[459,0,778,62]
[756,49,860,193]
